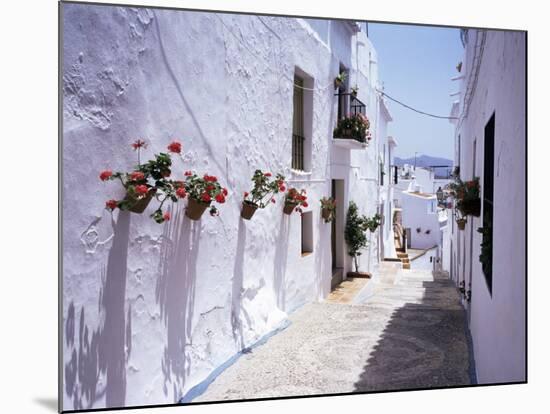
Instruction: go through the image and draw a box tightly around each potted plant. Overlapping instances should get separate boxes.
[448,175,481,217]
[364,213,382,232]
[100,139,187,223]
[456,216,467,230]
[333,113,371,143]
[283,188,308,215]
[344,201,370,278]
[241,170,286,220]
[183,171,228,220]
[350,85,359,97]
[320,197,336,223]
[334,71,347,89]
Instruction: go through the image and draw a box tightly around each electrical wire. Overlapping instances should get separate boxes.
[376,89,458,120]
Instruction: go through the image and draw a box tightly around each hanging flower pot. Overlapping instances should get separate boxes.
[186,197,210,220]
[283,202,297,215]
[124,190,154,214]
[241,201,259,220]
[457,218,467,230]
[321,208,332,221]
[460,199,481,217]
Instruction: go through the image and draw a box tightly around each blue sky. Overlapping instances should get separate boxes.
[368,23,463,160]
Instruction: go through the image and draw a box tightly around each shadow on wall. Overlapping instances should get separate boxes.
[314,214,330,300]
[231,219,253,350]
[273,216,290,312]
[64,211,132,410]
[353,273,473,392]
[156,205,200,403]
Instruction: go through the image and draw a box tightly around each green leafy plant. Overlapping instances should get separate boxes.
[350,85,359,97]
[448,176,481,216]
[100,139,187,223]
[477,218,492,277]
[320,197,336,223]
[243,170,286,208]
[334,71,347,88]
[364,213,382,232]
[344,201,369,272]
[333,113,371,143]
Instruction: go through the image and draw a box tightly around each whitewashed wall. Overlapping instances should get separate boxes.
[450,29,526,384]
[401,193,440,249]
[62,3,381,410]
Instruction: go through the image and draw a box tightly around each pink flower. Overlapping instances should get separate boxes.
[99,170,113,181]
[135,185,148,195]
[163,211,171,221]
[167,140,182,153]
[176,187,187,198]
[279,185,286,192]
[130,171,145,181]
[105,199,118,210]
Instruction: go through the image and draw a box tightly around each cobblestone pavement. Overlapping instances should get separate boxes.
[194,266,473,402]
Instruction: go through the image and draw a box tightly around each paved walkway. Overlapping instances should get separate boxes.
[194,265,473,402]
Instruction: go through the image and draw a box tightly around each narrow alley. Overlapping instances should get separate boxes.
[194,263,474,402]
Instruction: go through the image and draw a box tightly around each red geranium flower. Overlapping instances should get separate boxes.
[99,170,113,181]
[163,211,171,221]
[244,192,249,198]
[222,188,228,196]
[105,199,118,210]
[176,187,187,198]
[130,171,145,181]
[131,139,147,150]
[264,172,272,177]
[279,185,286,192]
[201,193,212,203]
[167,140,182,154]
[184,170,193,176]
[215,193,226,203]
[206,184,215,192]
[302,202,309,208]
[271,198,276,203]
[135,185,148,195]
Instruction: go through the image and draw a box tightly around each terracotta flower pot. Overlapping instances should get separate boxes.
[321,208,332,222]
[460,199,481,217]
[457,218,467,230]
[186,197,210,220]
[283,202,297,215]
[241,202,258,220]
[124,190,154,214]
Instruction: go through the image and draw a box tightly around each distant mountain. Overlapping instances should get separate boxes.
[394,155,453,178]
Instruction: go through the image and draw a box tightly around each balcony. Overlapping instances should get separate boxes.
[332,93,369,150]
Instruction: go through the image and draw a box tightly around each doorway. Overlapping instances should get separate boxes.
[331,179,345,289]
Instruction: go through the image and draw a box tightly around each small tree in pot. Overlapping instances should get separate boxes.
[241,170,286,220]
[344,201,370,278]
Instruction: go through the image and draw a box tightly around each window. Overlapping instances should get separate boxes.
[291,69,313,172]
[481,113,495,295]
[301,211,313,256]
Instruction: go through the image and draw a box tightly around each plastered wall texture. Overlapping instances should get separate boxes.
[62,4,386,410]
[450,30,525,383]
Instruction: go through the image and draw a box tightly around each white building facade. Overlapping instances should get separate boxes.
[449,29,526,384]
[61,3,388,410]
